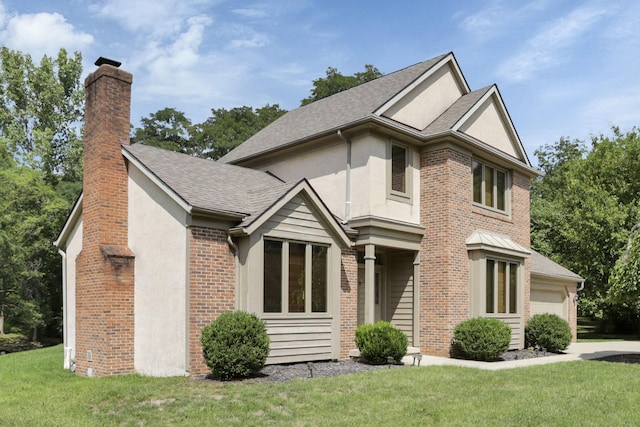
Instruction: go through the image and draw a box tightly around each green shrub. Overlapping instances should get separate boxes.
[355,321,408,365]
[525,313,572,353]
[453,317,511,361]
[200,311,270,380]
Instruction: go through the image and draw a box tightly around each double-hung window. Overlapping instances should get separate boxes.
[472,160,508,211]
[485,259,519,314]
[263,239,328,314]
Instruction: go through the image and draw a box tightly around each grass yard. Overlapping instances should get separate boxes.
[2,345,640,426]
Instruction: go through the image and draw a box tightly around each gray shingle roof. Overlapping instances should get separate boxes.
[220,53,451,164]
[530,250,584,281]
[123,143,289,217]
[423,85,493,134]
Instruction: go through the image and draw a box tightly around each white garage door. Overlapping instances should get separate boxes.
[531,289,567,320]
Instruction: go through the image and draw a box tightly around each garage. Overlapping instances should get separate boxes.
[530,250,584,340]
[531,287,567,319]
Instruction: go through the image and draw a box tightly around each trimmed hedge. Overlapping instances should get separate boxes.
[453,317,511,361]
[201,311,270,380]
[525,313,572,353]
[355,321,408,365]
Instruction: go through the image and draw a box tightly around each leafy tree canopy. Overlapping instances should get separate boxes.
[300,64,383,106]
[0,47,84,184]
[131,107,196,154]
[531,126,640,330]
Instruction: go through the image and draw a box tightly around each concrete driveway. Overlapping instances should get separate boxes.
[401,341,640,370]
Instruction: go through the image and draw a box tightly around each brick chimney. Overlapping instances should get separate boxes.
[74,58,135,377]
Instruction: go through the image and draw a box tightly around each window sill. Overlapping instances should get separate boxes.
[472,204,511,221]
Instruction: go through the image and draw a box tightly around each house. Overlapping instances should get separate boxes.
[55,53,583,377]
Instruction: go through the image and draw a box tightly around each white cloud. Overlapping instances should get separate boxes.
[92,0,214,36]
[0,8,93,59]
[496,5,607,82]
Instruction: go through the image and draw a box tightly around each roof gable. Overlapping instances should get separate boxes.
[453,86,529,163]
[376,54,470,130]
[231,179,351,247]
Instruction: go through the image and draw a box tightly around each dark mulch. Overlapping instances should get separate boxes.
[197,349,553,384]
[591,353,640,364]
[198,359,405,384]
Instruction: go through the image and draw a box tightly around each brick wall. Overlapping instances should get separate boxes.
[75,62,135,377]
[339,248,358,359]
[187,226,236,375]
[419,146,531,356]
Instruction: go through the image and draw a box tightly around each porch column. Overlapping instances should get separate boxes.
[364,244,376,324]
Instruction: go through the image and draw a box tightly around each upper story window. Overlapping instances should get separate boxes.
[388,142,412,202]
[391,144,407,193]
[263,239,328,314]
[472,160,508,212]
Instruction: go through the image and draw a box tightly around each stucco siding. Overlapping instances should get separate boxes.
[129,166,188,376]
[458,97,518,158]
[63,218,82,364]
[382,62,465,130]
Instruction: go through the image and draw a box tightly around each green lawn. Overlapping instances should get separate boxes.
[1,345,640,426]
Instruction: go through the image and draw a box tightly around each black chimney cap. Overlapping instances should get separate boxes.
[95,57,121,68]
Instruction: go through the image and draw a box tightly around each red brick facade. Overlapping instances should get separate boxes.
[187,226,236,375]
[339,248,358,359]
[419,146,531,356]
[75,63,135,376]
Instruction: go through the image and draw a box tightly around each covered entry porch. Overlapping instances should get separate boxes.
[348,217,423,349]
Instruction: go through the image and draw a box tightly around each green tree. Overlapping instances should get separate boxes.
[131,108,196,154]
[0,163,69,338]
[0,47,84,184]
[193,104,286,159]
[531,127,640,329]
[300,64,383,106]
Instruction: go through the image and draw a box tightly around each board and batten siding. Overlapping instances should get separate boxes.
[253,194,341,364]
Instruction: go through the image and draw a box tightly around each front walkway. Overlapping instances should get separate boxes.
[401,341,640,370]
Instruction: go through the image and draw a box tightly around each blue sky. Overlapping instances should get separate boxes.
[1,0,638,163]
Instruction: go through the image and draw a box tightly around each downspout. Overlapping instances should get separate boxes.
[337,130,351,223]
[57,248,71,369]
[226,233,238,255]
[226,233,241,310]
